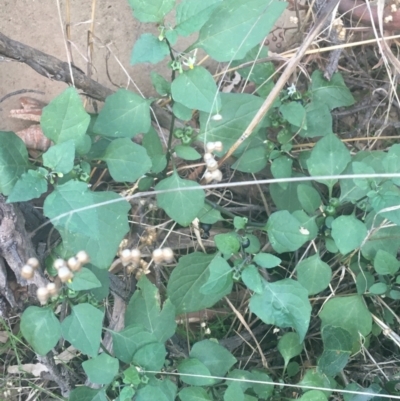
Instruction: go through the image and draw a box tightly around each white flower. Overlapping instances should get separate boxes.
[287,83,297,96]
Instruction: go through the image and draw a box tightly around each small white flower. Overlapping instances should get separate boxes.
[287,83,297,96]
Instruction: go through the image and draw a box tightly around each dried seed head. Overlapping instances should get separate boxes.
[203,152,214,163]
[37,287,49,305]
[130,249,141,263]
[67,257,81,272]
[27,257,39,270]
[53,259,66,270]
[162,247,174,263]
[21,264,34,280]
[206,159,219,172]
[210,169,223,182]
[204,171,213,184]
[206,142,215,152]
[58,266,73,283]
[47,283,58,296]
[120,249,132,264]
[152,248,164,264]
[76,250,90,265]
[214,141,223,152]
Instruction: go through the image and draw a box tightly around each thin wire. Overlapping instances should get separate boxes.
[142,370,400,399]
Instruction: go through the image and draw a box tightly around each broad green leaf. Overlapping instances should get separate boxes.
[299,370,333,397]
[7,170,47,203]
[245,234,261,254]
[224,382,245,401]
[151,71,171,96]
[300,390,328,401]
[271,156,293,189]
[43,140,75,174]
[232,147,267,173]
[373,249,400,275]
[200,254,233,294]
[167,252,232,313]
[69,387,107,401]
[88,265,110,301]
[0,132,29,195]
[197,203,223,224]
[133,342,166,371]
[131,34,169,65]
[371,190,400,226]
[193,0,287,62]
[198,93,268,155]
[122,365,141,386]
[227,369,253,392]
[175,0,221,36]
[279,102,306,128]
[331,215,367,255]
[356,271,374,294]
[318,325,352,376]
[310,70,355,110]
[352,161,377,191]
[179,387,212,401]
[369,282,388,295]
[61,303,103,357]
[265,210,309,253]
[119,386,135,401]
[296,255,332,295]
[41,87,90,153]
[253,253,281,269]
[142,127,167,174]
[175,145,201,160]
[249,278,311,342]
[21,307,61,355]
[67,268,102,291]
[171,67,221,113]
[44,181,130,269]
[136,378,177,401]
[82,353,119,385]
[127,0,175,22]
[173,102,193,120]
[241,264,264,294]
[251,371,274,399]
[319,295,372,342]
[190,339,237,377]
[383,143,400,186]
[292,211,318,242]
[111,324,158,363]
[300,102,333,138]
[156,171,205,226]
[270,177,308,212]
[125,276,176,343]
[93,89,152,138]
[278,332,303,369]
[102,138,152,182]
[307,134,351,190]
[233,216,247,230]
[178,358,216,386]
[214,232,240,256]
[297,184,321,214]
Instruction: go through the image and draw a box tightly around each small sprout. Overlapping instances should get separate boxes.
[206,142,215,152]
[37,287,49,305]
[67,257,81,272]
[130,249,142,263]
[210,169,223,182]
[203,152,214,163]
[214,141,223,152]
[47,283,58,296]
[162,247,174,263]
[21,264,34,280]
[76,250,90,265]
[58,266,74,283]
[27,257,39,270]
[152,248,164,264]
[211,113,222,121]
[53,258,66,270]
[206,158,219,172]
[120,249,132,264]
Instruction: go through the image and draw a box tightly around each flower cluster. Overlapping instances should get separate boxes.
[203,141,224,183]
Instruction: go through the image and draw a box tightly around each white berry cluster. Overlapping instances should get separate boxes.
[203,141,224,183]
[152,247,174,264]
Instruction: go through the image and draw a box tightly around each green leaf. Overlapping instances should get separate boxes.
[224,382,245,401]
[150,72,171,96]
[300,102,333,138]
[296,255,332,295]
[310,70,355,110]
[67,267,102,291]
[127,0,175,22]
[278,332,303,369]
[271,156,293,189]
[318,325,352,376]
[102,138,152,182]
[265,210,309,253]
[172,102,193,120]
[270,176,308,212]
[69,387,107,401]
[279,102,306,128]
[131,34,169,65]
[299,390,328,401]
[319,295,372,342]
[197,203,223,224]
[178,358,216,386]
[331,215,368,255]
[307,134,351,190]
[93,89,152,138]
[200,254,233,294]
[175,0,221,37]
[214,232,240,256]
[297,184,321,214]
[111,324,158,364]
[244,234,261,254]
[125,276,177,343]
[136,378,177,401]
[61,303,103,357]
[156,171,205,226]
[142,127,167,174]
[44,181,130,269]
[241,264,263,293]
[232,147,267,173]
[122,365,141,386]
[7,170,47,203]
[133,342,166,370]
[175,145,201,161]
[0,132,29,195]
[179,387,212,401]
[249,278,311,342]
[41,87,90,153]
[21,307,61,355]
[299,370,333,397]
[356,271,374,294]
[383,143,400,186]
[43,140,75,174]
[82,353,119,385]
[191,339,237,377]
[167,252,232,314]
[253,253,281,269]
[373,249,400,275]
[369,282,388,295]
[250,371,274,399]
[171,67,221,113]
[88,265,110,300]
[193,0,286,62]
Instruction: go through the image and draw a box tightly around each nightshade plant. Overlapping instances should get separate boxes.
[2,0,400,400]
